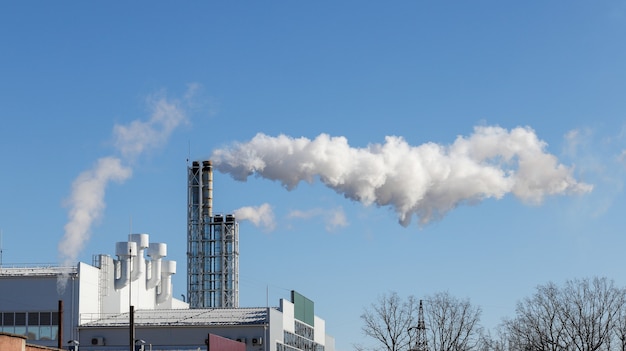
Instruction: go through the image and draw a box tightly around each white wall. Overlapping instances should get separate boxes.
[78,263,101,318]
[279,299,295,333]
[314,316,325,345]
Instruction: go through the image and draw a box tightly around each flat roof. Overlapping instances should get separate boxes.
[0,265,77,277]
[81,307,273,327]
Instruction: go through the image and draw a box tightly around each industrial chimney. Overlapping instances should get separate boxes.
[187,160,239,308]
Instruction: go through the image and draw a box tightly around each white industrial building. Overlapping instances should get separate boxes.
[0,233,335,351]
[0,161,335,351]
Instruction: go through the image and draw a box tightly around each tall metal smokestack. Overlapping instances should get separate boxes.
[202,160,213,219]
[187,160,239,309]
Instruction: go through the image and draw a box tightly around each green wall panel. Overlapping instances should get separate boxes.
[291,290,314,326]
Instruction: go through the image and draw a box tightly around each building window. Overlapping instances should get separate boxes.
[295,320,314,339]
[2,312,15,333]
[0,311,58,341]
[282,331,323,351]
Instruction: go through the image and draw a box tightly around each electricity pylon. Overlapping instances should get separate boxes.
[409,299,429,351]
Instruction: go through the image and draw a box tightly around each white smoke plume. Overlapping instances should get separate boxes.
[57,89,190,293]
[113,92,188,160]
[288,207,349,232]
[211,126,593,227]
[58,157,132,264]
[233,203,276,232]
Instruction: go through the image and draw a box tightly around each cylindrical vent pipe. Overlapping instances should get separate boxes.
[146,242,167,289]
[202,160,213,219]
[114,241,137,290]
[129,234,149,282]
[57,300,63,350]
[156,260,176,304]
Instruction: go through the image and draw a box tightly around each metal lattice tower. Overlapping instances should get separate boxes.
[187,160,239,308]
[413,300,429,351]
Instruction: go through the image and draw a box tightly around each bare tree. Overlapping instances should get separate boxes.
[424,292,484,351]
[613,297,626,351]
[503,282,570,351]
[357,292,419,351]
[478,327,512,351]
[502,277,626,351]
[560,277,624,351]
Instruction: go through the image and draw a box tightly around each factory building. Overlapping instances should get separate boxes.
[0,233,187,349]
[0,235,333,351]
[0,160,335,351]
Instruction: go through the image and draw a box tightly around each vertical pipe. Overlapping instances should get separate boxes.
[202,160,213,219]
[129,243,134,351]
[130,305,135,351]
[58,300,63,350]
[201,160,213,309]
[208,161,213,219]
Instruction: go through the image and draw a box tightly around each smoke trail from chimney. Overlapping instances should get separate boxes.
[57,88,192,294]
[288,207,349,232]
[233,203,276,232]
[211,126,593,227]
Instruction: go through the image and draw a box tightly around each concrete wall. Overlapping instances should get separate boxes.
[0,332,61,351]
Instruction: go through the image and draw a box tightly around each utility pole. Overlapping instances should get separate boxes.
[410,300,429,351]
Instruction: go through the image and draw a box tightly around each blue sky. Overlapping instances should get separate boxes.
[2,2,626,350]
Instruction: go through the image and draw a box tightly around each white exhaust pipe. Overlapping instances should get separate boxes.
[114,241,137,290]
[147,243,167,289]
[129,234,149,282]
[156,260,176,304]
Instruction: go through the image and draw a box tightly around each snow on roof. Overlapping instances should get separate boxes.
[81,307,273,327]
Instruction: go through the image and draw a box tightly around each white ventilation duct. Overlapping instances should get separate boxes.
[156,260,176,304]
[129,233,149,282]
[146,242,167,289]
[114,241,137,290]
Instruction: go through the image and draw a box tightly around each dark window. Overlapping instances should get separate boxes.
[28,312,39,326]
[15,313,26,326]
[3,312,14,326]
[40,312,51,325]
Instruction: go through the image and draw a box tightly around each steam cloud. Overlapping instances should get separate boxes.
[288,207,349,232]
[233,203,276,232]
[57,89,191,293]
[211,126,593,227]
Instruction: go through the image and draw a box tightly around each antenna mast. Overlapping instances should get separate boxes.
[410,300,429,351]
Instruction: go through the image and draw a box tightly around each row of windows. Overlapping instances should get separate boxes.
[277,342,301,351]
[277,340,324,351]
[0,312,59,341]
[295,320,315,340]
[0,325,59,341]
[1,312,58,326]
[283,331,323,351]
